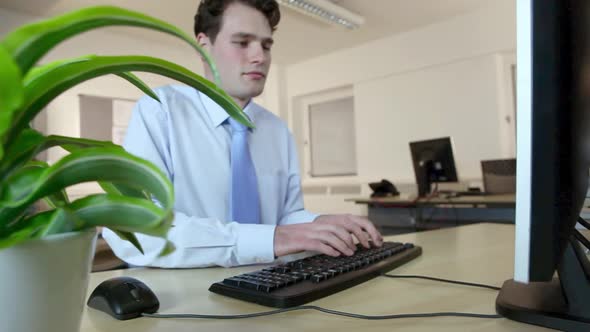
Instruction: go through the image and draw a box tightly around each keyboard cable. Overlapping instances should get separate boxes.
[142,306,501,320]
[380,273,501,291]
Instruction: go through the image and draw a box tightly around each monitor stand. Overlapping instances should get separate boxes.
[417,160,434,197]
[496,236,590,331]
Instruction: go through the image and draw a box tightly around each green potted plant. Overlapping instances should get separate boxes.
[0,6,252,332]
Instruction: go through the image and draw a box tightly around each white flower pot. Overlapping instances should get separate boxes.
[0,228,97,332]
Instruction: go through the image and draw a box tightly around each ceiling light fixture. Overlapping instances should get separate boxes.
[277,0,365,30]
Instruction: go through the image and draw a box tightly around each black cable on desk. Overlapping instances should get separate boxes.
[578,216,590,231]
[142,305,501,320]
[141,233,509,323]
[380,273,501,291]
[574,229,590,250]
[142,272,503,321]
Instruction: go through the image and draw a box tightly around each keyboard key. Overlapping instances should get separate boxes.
[257,282,278,293]
[274,266,291,273]
[222,277,243,287]
[288,272,305,282]
[311,274,326,283]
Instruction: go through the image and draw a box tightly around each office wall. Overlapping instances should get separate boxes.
[354,55,501,182]
[286,0,516,214]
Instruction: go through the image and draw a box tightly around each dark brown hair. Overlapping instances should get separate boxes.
[194,0,281,43]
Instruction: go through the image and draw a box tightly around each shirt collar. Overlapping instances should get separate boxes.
[198,90,256,128]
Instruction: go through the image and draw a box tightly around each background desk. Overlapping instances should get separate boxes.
[80,224,553,332]
[348,194,516,234]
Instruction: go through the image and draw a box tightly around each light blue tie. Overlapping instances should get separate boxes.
[229,117,261,224]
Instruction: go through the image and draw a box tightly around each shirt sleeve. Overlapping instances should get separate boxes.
[103,93,276,268]
[102,212,276,268]
[278,131,320,225]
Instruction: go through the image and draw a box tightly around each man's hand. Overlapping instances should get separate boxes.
[273,214,383,258]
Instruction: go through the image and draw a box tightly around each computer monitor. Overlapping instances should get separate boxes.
[495,0,590,330]
[409,137,458,197]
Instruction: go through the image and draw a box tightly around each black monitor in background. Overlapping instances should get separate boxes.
[409,137,458,197]
[495,0,590,330]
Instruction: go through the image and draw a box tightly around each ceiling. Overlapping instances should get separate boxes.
[0,0,490,65]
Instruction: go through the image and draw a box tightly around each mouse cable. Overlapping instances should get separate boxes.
[380,273,501,291]
[142,306,501,320]
[141,272,503,320]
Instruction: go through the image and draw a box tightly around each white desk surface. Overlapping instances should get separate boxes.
[81,224,555,332]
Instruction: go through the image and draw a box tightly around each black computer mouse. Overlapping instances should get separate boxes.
[87,276,159,320]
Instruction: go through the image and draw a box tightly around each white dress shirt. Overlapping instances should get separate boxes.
[102,85,318,268]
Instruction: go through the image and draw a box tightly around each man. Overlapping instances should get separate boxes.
[103,0,383,268]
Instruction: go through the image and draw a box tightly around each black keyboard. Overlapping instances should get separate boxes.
[209,241,422,308]
[437,190,487,197]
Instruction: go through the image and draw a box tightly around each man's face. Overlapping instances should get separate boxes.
[198,2,273,107]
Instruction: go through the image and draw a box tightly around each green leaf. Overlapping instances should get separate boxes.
[1,5,220,84]
[99,182,148,200]
[116,72,160,103]
[0,147,174,236]
[43,193,69,209]
[0,128,119,182]
[4,54,249,147]
[55,135,119,152]
[23,160,70,209]
[67,194,171,236]
[0,131,145,211]
[0,128,44,180]
[36,207,82,237]
[0,193,174,253]
[0,197,78,248]
[0,165,45,204]
[61,194,175,254]
[112,230,144,255]
[0,211,50,248]
[0,46,24,153]
[158,240,176,257]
